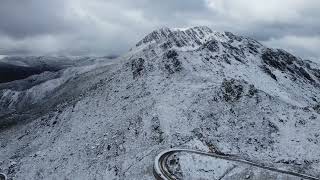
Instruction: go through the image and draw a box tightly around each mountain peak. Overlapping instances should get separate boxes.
[134,26,252,54]
[172,26,213,33]
[135,26,219,49]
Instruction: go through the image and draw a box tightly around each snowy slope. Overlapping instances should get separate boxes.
[0,26,319,180]
[0,57,116,126]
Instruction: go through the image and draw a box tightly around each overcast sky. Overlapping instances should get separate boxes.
[0,0,319,61]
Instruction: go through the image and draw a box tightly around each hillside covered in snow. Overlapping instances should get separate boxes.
[0,26,320,179]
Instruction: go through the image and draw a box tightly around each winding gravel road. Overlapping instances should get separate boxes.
[0,173,6,180]
[153,149,320,180]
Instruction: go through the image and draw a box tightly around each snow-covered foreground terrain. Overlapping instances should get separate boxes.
[0,26,320,179]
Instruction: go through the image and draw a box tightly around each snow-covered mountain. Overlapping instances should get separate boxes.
[0,56,116,121]
[0,26,319,179]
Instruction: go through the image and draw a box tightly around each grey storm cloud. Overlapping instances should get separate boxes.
[0,0,75,38]
[0,0,319,61]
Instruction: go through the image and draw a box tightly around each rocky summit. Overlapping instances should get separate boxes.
[0,26,320,179]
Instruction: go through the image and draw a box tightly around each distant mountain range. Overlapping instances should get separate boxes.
[0,56,117,83]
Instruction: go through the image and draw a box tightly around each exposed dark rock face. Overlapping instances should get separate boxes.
[247,41,260,54]
[221,42,245,63]
[261,65,278,81]
[247,85,258,98]
[151,116,164,143]
[225,31,243,42]
[262,49,315,83]
[163,50,182,74]
[131,58,145,79]
[166,50,179,59]
[313,104,320,114]
[202,40,219,52]
[221,79,244,102]
[160,41,173,50]
[262,49,295,71]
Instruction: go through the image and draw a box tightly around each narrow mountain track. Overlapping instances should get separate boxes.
[153,149,320,180]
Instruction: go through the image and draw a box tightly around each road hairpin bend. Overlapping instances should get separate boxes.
[153,149,320,180]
